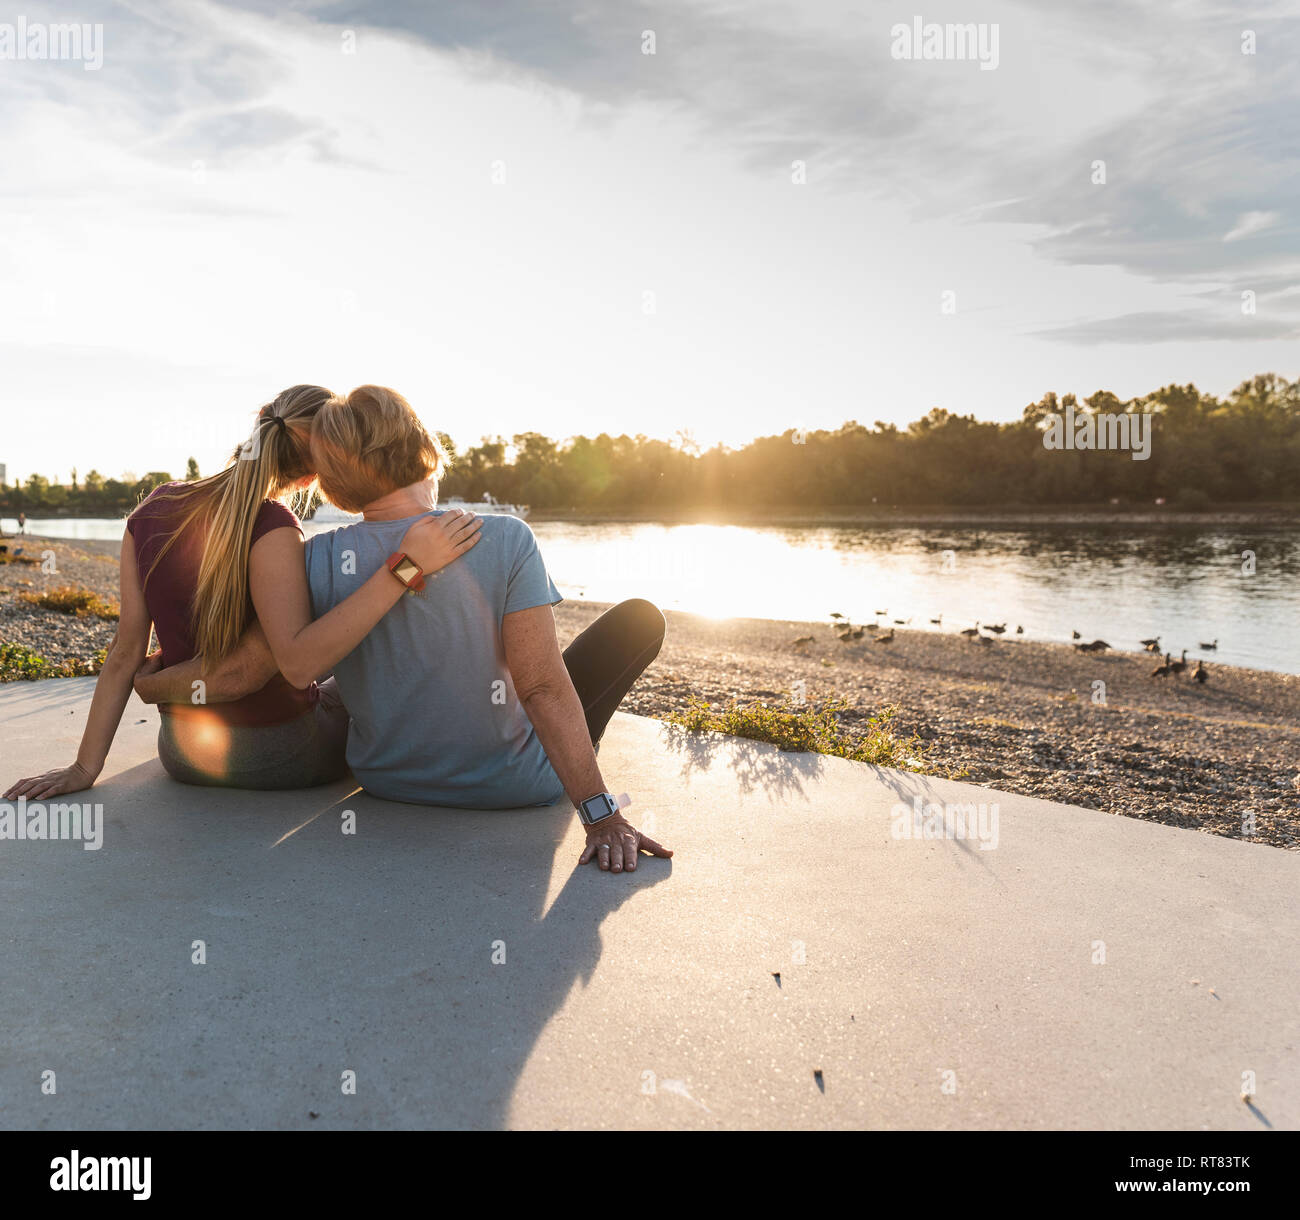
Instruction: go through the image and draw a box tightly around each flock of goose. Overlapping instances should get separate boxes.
[1139,636,1215,683]
[801,612,1219,682]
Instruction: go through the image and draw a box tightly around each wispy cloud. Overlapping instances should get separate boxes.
[1035,310,1300,345]
[1223,211,1280,243]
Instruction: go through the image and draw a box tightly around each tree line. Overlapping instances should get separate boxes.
[2,458,202,517]
[436,373,1297,509]
[4,375,1296,516]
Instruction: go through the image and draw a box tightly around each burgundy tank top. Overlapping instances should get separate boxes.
[127,482,318,727]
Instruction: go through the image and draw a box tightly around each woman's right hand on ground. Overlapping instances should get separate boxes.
[400,509,482,575]
[4,760,99,801]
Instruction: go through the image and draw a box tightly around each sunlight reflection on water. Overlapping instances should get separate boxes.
[529,521,1300,674]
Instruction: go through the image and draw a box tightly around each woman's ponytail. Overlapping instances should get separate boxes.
[144,385,332,666]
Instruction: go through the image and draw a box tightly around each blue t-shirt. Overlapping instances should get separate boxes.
[304,512,564,808]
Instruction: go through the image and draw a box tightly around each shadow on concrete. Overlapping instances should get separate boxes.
[252,787,674,1128]
[1244,1099,1274,1129]
[17,758,671,1129]
[863,764,999,874]
[658,722,824,799]
[2,676,98,720]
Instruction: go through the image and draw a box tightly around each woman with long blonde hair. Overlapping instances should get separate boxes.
[4,385,481,797]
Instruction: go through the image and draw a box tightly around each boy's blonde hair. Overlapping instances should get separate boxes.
[311,385,448,513]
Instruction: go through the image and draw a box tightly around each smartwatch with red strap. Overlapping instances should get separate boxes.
[386,552,426,592]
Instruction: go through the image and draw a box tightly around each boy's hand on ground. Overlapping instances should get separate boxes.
[3,760,98,801]
[400,509,482,576]
[578,814,672,874]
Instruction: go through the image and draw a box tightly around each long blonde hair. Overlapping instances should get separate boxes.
[144,385,332,664]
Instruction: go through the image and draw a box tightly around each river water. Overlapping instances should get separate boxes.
[7,516,1297,674]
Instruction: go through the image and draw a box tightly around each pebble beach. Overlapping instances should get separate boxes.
[4,534,1297,849]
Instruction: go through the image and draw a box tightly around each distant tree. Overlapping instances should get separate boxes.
[186,457,200,481]
[135,472,173,501]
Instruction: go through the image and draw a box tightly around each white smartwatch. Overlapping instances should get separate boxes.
[578,792,620,827]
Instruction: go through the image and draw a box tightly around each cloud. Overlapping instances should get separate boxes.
[1223,211,1280,242]
[7,0,1297,352]
[155,105,343,165]
[1034,310,1300,346]
[225,0,1297,344]
[1,1,337,166]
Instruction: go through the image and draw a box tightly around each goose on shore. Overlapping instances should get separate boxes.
[1170,649,1188,676]
[1015,625,1024,634]
[850,626,866,639]
[1199,639,1218,651]
[1071,630,1082,639]
[1193,659,1208,683]
[986,623,1007,634]
[1139,636,1160,649]
[959,623,981,638]
[929,614,942,624]
[791,635,814,647]
[874,608,888,616]
[893,617,911,625]
[875,628,895,643]
[1151,654,1173,679]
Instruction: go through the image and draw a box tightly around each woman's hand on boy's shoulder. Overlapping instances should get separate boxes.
[400,509,483,575]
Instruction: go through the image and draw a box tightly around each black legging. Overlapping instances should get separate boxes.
[561,599,665,745]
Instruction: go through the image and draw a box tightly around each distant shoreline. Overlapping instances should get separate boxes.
[527,503,1300,528]
[7,502,1299,530]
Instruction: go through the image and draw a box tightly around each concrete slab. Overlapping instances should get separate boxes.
[0,677,1295,1130]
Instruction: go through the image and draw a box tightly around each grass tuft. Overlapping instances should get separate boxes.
[666,696,937,772]
[0,642,107,681]
[17,585,119,620]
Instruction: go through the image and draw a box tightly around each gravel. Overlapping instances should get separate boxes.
[554,600,1300,851]
[0,536,122,666]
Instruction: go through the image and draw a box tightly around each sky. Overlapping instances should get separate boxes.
[1,0,1296,485]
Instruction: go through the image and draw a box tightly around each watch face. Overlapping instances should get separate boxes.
[583,795,615,822]
[394,558,420,585]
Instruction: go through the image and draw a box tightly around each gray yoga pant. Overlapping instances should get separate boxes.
[157,678,351,789]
